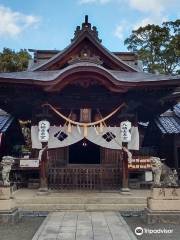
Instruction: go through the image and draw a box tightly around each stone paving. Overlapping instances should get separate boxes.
[32,211,137,240]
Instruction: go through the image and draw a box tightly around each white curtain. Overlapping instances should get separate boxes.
[86,126,139,150]
[31,126,139,150]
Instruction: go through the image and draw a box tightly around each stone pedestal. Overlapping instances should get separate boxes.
[0,186,12,200]
[120,188,132,195]
[145,187,180,224]
[0,186,19,223]
[37,187,49,196]
[0,199,15,211]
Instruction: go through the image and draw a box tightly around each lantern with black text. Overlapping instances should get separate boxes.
[38,120,50,142]
[120,121,131,142]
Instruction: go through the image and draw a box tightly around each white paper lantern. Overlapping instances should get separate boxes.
[120,121,131,142]
[38,120,50,142]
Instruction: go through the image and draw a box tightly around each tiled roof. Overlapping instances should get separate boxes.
[155,103,180,134]
[0,115,14,133]
[174,103,180,118]
[0,62,179,83]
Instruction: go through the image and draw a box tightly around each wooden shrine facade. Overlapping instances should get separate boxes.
[0,16,180,190]
[47,147,122,190]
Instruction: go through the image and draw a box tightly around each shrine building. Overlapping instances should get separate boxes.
[0,16,179,190]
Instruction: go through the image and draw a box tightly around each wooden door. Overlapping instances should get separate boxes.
[48,147,68,167]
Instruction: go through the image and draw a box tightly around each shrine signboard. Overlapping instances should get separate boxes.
[20,159,39,168]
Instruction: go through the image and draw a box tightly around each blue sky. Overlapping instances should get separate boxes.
[0,0,179,52]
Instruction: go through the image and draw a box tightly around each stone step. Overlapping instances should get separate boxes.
[15,196,146,205]
[18,203,146,211]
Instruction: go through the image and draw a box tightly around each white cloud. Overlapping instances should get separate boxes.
[0,5,40,37]
[128,0,164,14]
[114,20,130,40]
[79,0,111,4]
[127,0,179,30]
[114,25,124,40]
[133,16,168,30]
[128,0,178,14]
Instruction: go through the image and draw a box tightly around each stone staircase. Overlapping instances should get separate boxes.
[14,190,148,212]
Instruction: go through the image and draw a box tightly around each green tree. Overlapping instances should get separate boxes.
[124,19,180,74]
[0,48,31,72]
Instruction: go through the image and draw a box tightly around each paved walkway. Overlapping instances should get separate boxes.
[32,211,137,240]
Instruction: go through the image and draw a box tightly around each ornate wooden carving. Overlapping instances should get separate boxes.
[69,78,101,88]
[68,45,103,65]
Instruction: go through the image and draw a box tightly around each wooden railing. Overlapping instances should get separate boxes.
[48,167,121,190]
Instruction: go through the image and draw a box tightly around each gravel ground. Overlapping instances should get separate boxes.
[124,215,180,240]
[0,217,44,240]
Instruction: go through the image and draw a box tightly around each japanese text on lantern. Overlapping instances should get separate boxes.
[38,120,50,142]
[120,121,131,142]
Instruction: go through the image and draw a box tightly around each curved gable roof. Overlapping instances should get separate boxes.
[32,26,138,72]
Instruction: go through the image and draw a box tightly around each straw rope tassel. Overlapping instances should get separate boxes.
[83,125,88,137]
[67,122,72,133]
[77,125,81,134]
[94,125,99,135]
[99,122,104,133]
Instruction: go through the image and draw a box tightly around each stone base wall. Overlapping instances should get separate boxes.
[0,186,12,200]
[146,187,180,224]
[0,186,19,223]
[147,187,180,211]
[145,208,180,224]
[0,199,15,211]
[150,187,180,200]
[0,209,20,224]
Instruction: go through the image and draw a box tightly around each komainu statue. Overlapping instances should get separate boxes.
[150,157,178,187]
[0,156,14,186]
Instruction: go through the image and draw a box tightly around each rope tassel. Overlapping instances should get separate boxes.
[94,125,99,135]
[67,122,72,133]
[77,125,81,134]
[99,122,104,133]
[83,125,88,137]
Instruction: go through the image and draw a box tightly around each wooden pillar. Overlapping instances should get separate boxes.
[37,110,51,193]
[121,144,130,193]
[122,150,129,189]
[39,143,48,191]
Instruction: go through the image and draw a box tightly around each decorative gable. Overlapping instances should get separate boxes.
[32,16,138,72]
[71,15,102,43]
